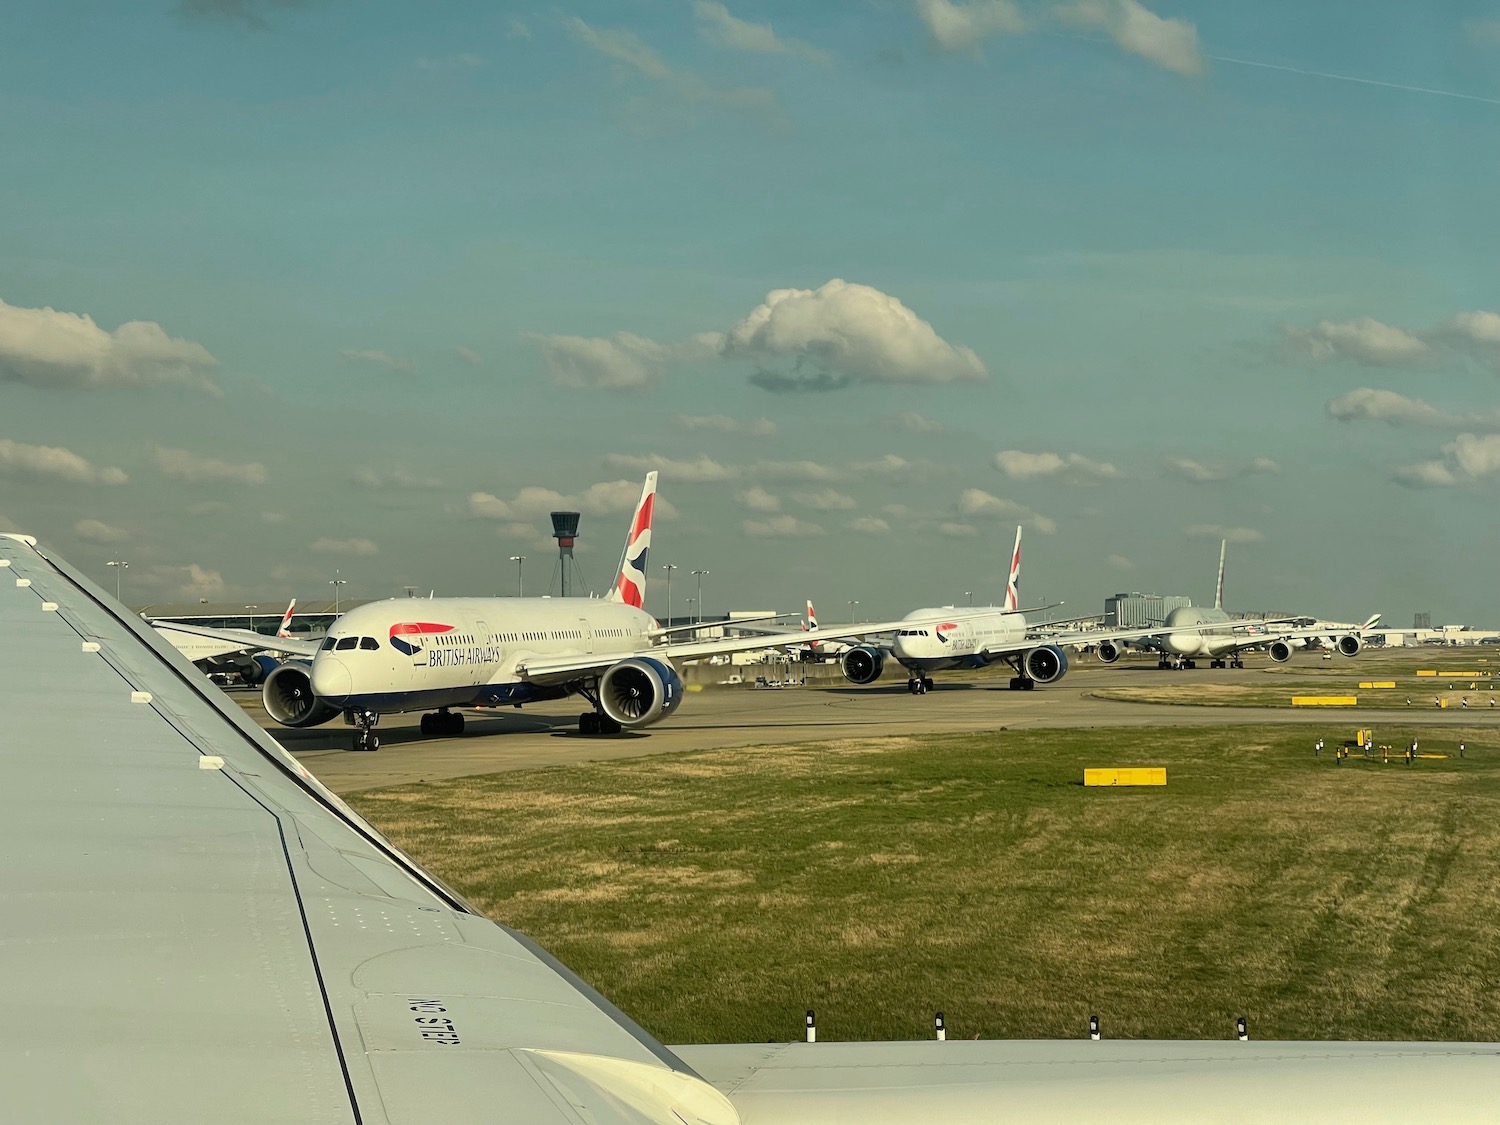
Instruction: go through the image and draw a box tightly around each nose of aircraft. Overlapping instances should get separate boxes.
[311,656,352,702]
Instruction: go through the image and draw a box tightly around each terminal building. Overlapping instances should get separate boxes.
[1103,592,1193,629]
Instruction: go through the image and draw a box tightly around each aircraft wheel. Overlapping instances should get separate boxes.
[923,677,935,692]
[907,680,920,695]
[444,711,465,735]
[598,715,622,735]
[354,732,379,752]
[580,712,599,735]
[1022,678,1035,691]
[1009,677,1023,690]
[420,714,435,736]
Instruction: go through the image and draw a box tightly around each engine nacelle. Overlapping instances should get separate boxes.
[1023,644,1069,684]
[840,646,886,685]
[1337,634,1362,658]
[240,654,279,687]
[262,662,342,727]
[1268,640,1293,663]
[1096,640,1122,664]
[599,657,683,729]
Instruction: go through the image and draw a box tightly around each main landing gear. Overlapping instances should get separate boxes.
[907,676,936,695]
[1008,677,1036,691]
[349,709,380,752]
[1208,658,1245,670]
[1159,658,1197,670]
[575,683,622,735]
[419,710,465,737]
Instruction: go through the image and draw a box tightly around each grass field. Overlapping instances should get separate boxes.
[349,724,1500,1045]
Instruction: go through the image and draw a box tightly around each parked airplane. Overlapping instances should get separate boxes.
[152,474,958,750]
[155,598,300,685]
[836,527,1245,696]
[1092,541,1379,670]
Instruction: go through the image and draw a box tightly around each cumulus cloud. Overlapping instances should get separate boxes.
[602,452,737,482]
[849,515,891,534]
[182,563,226,600]
[340,348,413,374]
[566,17,777,121]
[1326,387,1500,432]
[152,446,267,485]
[673,413,777,437]
[1106,553,1133,569]
[917,0,1025,52]
[453,346,482,365]
[532,331,722,392]
[1057,0,1204,75]
[1184,524,1263,544]
[311,537,378,556]
[885,411,946,434]
[751,458,846,483]
[742,514,824,538]
[1393,460,1459,488]
[1165,456,1280,483]
[0,299,219,394]
[993,449,1120,482]
[727,279,987,391]
[1395,433,1500,489]
[74,518,127,543]
[793,487,856,511]
[1436,310,1500,369]
[957,488,1058,534]
[1286,317,1429,368]
[468,481,677,522]
[737,486,781,512]
[693,1,832,64]
[938,521,977,537]
[260,511,288,524]
[352,466,443,490]
[0,439,127,485]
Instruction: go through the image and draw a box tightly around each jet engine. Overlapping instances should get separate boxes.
[1096,640,1122,664]
[598,657,684,729]
[262,662,342,727]
[239,654,279,687]
[1268,640,1293,663]
[840,645,886,685]
[1023,644,1069,684]
[1337,634,1362,657]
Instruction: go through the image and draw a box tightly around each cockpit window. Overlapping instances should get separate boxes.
[359,636,380,650]
[321,636,339,651]
[336,636,359,650]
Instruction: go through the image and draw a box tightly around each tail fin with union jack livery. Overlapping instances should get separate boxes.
[608,472,658,610]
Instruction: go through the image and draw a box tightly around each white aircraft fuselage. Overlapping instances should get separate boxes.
[1160,606,1244,658]
[892,607,1028,673]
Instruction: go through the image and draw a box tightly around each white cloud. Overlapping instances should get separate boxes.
[849,515,891,534]
[917,0,1025,52]
[453,346,482,365]
[469,481,677,522]
[0,439,127,485]
[602,452,737,482]
[74,518,127,543]
[993,449,1120,482]
[693,1,833,65]
[1326,387,1500,432]
[566,17,777,119]
[152,563,225,601]
[854,453,949,482]
[1393,460,1459,489]
[532,331,722,392]
[311,537,379,557]
[673,413,778,437]
[938,521,977,538]
[1165,456,1281,483]
[352,466,443,490]
[793,487,856,511]
[0,298,219,394]
[1057,0,1204,75]
[737,486,781,512]
[1184,524,1263,544]
[742,514,824,538]
[886,410,946,434]
[1287,317,1429,367]
[957,488,1057,533]
[340,348,413,374]
[152,446,267,485]
[751,458,846,483]
[728,279,987,390]
[260,511,288,524]
[1106,553,1133,570]
[1437,310,1500,369]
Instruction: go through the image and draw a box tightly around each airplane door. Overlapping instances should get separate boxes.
[579,617,594,655]
[476,620,494,666]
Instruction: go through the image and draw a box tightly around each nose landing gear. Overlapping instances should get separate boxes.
[907,676,937,695]
[348,709,380,752]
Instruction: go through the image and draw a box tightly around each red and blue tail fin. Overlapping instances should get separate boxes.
[1003,525,1022,612]
[608,472,658,609]
[275,598,296,638]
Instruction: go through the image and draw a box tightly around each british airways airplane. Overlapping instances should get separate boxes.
[155,474,950,750]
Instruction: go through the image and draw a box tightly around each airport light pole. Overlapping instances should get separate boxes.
[106,560,128,602]
[848,599,859,623]
[329,570,347,615]
[692,569,708,624]
[966,591,973,607]
[245,604,259,633]
[509,555,525,598]
[662,563,678,625]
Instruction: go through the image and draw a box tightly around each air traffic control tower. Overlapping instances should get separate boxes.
[550,511,581,597]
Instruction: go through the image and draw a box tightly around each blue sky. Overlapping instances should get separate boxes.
[3,0,1499,624]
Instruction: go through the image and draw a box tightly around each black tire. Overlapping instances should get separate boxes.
[580,712,598,735]
[1022,678,1035,691]
[420,714,435,735]
[908,680,919,694]
[923,678,935,692]
[446,712,465,735]
[599,715,622,735]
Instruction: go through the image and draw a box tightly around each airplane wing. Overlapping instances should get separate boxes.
[150,617,323,660]
[514,617,916,684]
[991,619,1290,660]
[9,533,1498,1123]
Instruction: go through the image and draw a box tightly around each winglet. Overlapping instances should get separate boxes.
[1004,525,1023,613]
[608,472,658,609]
[275,598,297,638]
[1214,539,1227,611]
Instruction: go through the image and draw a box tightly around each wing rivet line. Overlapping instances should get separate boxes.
[82,641,101,652]
[41,601,58,612]
[130,691,154,704]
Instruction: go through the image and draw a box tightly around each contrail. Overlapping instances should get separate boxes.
[1212,53,1500,107]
